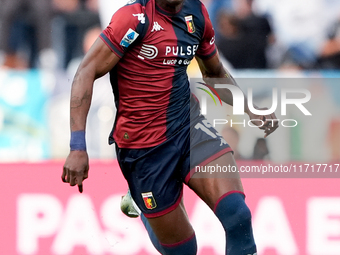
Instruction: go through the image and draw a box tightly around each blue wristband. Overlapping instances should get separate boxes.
[70,131,87,151]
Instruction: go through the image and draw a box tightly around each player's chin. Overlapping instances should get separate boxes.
[166,0,185,6]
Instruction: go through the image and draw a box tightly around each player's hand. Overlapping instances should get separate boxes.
[248,108,279,138]
[62,150,89,193]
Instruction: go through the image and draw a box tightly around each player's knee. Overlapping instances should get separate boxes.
[160,233,197,255]
[214,192,252,232]
[214,192,257,254]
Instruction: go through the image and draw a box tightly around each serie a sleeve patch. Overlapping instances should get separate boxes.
[120,28,140,48]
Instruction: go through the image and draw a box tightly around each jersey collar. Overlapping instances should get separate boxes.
[155,1,184,16]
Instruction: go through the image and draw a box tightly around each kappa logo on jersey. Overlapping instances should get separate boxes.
[120,28,139,48]
[133,13,145,24]
[142,192,157,209]
[151,22,164,32]
[127,0,136,4]
[185,15,196,33]
[138,44,158,60]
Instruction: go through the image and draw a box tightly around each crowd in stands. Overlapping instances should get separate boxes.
[0,0,100,69]
[211,0,340,70]
[0,0,340,70]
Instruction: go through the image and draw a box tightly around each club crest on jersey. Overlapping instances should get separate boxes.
[142,192,157,209]
[120,28,139,48]
[185,15,195,33]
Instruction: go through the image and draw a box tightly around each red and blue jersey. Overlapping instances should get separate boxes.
[100,0,216,148]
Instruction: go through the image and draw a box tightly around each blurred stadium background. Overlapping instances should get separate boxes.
[0,0,340,254]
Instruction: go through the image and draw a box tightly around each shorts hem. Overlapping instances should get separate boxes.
[184,147,233,184]
[160,232,196,247]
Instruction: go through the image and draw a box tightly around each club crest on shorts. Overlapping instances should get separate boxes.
[185,15,195,33]
[142,192,157,209]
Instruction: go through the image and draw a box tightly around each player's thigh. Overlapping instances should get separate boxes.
[146,199,194,245]
[188,152,244,210]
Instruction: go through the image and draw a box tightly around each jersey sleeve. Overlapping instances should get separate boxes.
[196,4,217,60]
[100,3,144,58]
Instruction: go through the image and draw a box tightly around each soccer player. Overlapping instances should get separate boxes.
[62,0,279,254]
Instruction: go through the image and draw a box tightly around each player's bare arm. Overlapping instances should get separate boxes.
[62,39,120,193]
[196,54,279,137]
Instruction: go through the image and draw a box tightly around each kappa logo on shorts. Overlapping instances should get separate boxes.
[120,28,139,48]
[142,192,157,209]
